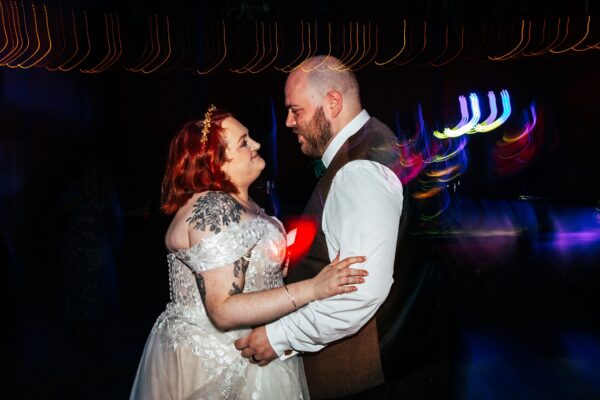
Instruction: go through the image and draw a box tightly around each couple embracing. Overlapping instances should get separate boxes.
[130,55,446,399]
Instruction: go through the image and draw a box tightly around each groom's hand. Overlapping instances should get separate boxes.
[234,325,277,367]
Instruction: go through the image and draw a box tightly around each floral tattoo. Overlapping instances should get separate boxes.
[187,192,243,234]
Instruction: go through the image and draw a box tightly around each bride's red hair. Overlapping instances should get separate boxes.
[161,110,237,215]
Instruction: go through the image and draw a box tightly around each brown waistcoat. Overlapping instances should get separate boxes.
[287,117,407,399]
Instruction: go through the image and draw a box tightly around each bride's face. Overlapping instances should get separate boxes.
[220,117,265,188]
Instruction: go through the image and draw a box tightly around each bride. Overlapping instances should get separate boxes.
[130,105,367,399]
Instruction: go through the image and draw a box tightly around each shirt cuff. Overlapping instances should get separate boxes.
[265,319,297,360]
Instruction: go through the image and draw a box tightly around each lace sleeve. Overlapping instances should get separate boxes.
[179,192,265,273]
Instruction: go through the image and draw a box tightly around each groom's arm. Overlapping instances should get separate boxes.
[266,160,403,356]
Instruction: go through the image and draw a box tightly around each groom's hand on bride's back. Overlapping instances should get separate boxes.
[235,326,277,367]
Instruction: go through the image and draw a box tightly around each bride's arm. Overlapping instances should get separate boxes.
[195,254,367,331]
[182,191,366,331]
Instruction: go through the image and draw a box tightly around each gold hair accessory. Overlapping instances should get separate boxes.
[200,104,217,147]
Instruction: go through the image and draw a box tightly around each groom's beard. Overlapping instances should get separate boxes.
[295,106,333,158]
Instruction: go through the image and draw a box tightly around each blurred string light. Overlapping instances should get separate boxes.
[375,19,407,65]
[81,13,121,73]
[196,20,226,75]
[124,14,170,74]
[430,23,464,67]
[0,1,53,69]
[493,103,542,175]
[434,93,481,138]
[1,1,599,74]
[230,20,278,74]
[346,22,379,71]
[473,90,512,132]
[489,19,528,61]
[394,102,469,221]
[413,136,468,220]
[275,20,316,72]
[401,92,549,221]
[48,9,91,72]
[433,90,511,139]
[394,104,427,185]
[395,20,428,66]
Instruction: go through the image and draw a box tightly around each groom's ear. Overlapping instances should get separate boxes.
[326,90,343,118]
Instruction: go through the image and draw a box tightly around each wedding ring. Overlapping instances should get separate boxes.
[251,355,259,363]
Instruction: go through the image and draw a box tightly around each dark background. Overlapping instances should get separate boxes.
[1,1,600,398]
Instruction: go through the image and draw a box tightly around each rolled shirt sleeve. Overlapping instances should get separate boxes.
[266,160,404,356]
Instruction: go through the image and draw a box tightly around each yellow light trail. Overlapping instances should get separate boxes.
[197,20,227,75]
[431,23,464,66]
[396,20,427,65]
[555,16,592,53]
[351,22,378,71]
[526,17,563,56]
[141,16,170,73]
[56,9,91,72]
[2,1,27,67]
[275,20,307,72]
[375,19,406,65]
[489,19,526,61]
[248,21,279,73]
[125,13,156,72]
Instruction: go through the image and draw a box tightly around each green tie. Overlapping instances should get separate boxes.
[311,159,326,178]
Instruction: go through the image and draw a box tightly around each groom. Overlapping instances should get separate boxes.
[235,55,450,399]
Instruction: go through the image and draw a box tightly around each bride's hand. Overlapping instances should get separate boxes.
[309,254,368,300]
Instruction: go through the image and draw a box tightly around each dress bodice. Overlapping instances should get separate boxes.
[167,215,286,310]
[152,213,287,370]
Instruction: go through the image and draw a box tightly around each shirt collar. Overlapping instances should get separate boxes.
[321,110,370,167]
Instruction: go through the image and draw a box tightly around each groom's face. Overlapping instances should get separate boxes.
[285,74,333,158]
[293,106,333,158]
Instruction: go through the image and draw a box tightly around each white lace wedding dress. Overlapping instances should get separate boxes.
[130,196,309,399]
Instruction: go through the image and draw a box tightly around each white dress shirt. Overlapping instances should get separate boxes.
[265,110,404,356]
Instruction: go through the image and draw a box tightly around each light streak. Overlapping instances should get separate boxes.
[3,1,28,67]
[81,13,120,73]
[375,19,406,65]
[352,22,378,71]
[249,21,279,73]
[396,20,427,65]
[526,17,563,56]
[556,15,592,53]
[25,2,52,67]
[522,19,546,57]
[431,23,464,67]
[42,5,66,68]
[0,0,19,65]
[196,20,227,75]
[335,21,360,70]
[489,19,526,61]
[124,13,156,72]
[230,20,263,73]
[472,90,511,132]
[548,16,571,53]
[434,90,511,139]
[57,9,91,72]
[275,20,307,72]
[345,22,375,70]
